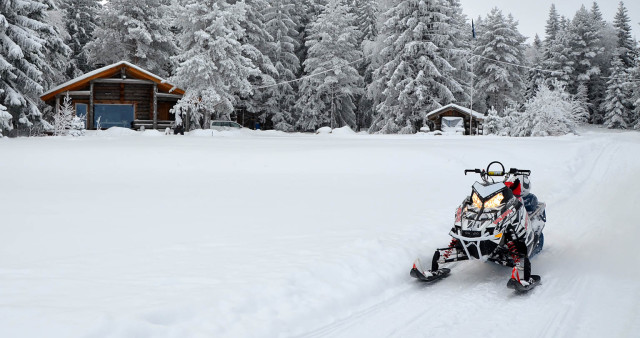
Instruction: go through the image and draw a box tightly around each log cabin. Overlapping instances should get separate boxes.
[425,103,486,135]
[40,61,185,130]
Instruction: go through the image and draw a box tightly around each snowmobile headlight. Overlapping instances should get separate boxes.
[484,193,504,209]
[472,192,504,209]
[472,193,483,209]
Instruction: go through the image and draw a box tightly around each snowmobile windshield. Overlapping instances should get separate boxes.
[473,182,505,199]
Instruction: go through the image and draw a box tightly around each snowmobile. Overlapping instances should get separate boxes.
[410,161,547,292]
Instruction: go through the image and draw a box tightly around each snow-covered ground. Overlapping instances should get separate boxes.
[1,127,639,337]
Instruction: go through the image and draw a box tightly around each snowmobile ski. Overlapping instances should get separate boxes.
[410,266,451,282]
[507,274,541,292]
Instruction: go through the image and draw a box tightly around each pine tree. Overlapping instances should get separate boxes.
[171,0,259,129]
[613,1,637,69]
[61,0,100,76]
[295,0,363,131]
[602,55,632,129]
[262,0,301,131]
[85,0,178,77]
[368,0,464,134]
[0,0,64,132]
[473,8,526,114]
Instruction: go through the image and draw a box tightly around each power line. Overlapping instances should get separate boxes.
[253,45,640,90]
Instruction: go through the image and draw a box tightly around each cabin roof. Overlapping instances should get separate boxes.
[425,103,486,120]
[40,61,185,102]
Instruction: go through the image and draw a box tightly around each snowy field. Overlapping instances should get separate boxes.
[1,127,640,338]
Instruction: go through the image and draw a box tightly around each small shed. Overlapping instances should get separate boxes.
[40,61,185,130]
[425,103,485,135]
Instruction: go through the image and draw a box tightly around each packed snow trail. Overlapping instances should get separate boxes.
[0,128,639,337]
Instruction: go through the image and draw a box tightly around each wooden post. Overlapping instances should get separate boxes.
[89,81,94,130]
[152,83,158,129]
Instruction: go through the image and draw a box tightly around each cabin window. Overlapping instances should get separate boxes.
[75,103,87,127]
[94,104,134,128]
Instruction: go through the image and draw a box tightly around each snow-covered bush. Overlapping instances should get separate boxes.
[483,107,502,135]
[517,83,578,137]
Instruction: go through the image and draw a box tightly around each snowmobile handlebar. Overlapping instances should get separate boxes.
[508,168,531,176]
[465,162,531,178]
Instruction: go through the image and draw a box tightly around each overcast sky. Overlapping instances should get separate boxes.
[458,0,640,43]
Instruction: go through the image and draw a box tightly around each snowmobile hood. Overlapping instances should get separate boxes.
[473,182,506,199]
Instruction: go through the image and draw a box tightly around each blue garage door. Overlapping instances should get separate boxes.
[94,104,134,128]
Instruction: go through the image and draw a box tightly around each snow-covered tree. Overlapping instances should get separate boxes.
[483,107,502,135]
[543,4,560,60]
[516,82,578,137]
[573,83,591,124]
[85,0,178,77]
[229,0,278,128]
[40,2,72,93]
[295,0,363,131]
[368,0,465,134]
[263,0,301,131]
[525,34,545,101]
[61,0,100,76]
[0,103,11,137]
[602,55,632,129]
[53,92,74,136]
[0,0,66,133]
[353,0,378,43]
[171,0,259,129]
[567,6,603,117]
[473,8,526,114]
[613,1,637,69]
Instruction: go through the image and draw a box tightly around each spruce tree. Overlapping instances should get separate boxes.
[171,0,259,129]
[473,8,526,114]
[602,55,632,129]
[263,0,301,131]
[613,1,637,69]
[295,0,363,131]
[525,34,545,101]
[61,0,100,76]
[369,0,464,134]
[85,0,178,77]
[543,4,560,60]
[0,0,66,132]
[230,0,278,128]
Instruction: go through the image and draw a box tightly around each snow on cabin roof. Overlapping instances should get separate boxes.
[40,61,183,101]
[425,103,486,120]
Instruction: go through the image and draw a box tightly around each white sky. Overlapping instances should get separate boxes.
[458,0,640,43]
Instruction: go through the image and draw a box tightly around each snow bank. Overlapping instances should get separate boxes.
[100,127,138,136]
[331,126,356,135]
[1,130,640,337]
[316,126,332,134]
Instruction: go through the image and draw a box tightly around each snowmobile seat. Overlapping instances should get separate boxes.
[523,194,538,214]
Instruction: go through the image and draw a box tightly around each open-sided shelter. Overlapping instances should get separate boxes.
[425,103,486,135]
[41,61,185,130]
